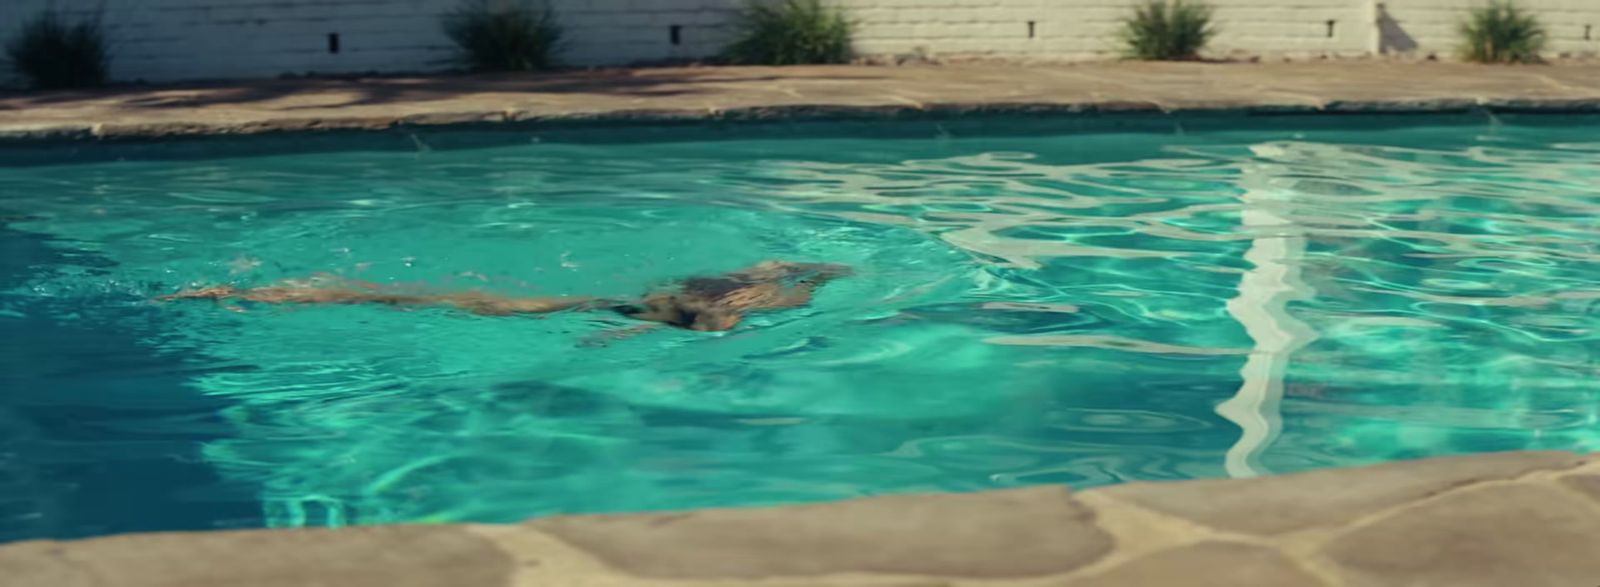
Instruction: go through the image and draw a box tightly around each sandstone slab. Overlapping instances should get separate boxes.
[1095,451,1586,535]
[0,525,513,587]
[1061,542,1327,587]
[529,485,1112,579]
[1321,484,1600,587]
[3,63,1600,141]
[0,452,1595,586]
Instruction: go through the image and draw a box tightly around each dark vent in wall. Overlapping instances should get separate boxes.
[670,25,682,45]
[1326,20,1336,38]
[1027,21,1036,39]
[328,33,340,54]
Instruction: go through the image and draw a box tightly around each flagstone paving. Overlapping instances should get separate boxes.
[3,451,1598,586]
[3,62,1599,140]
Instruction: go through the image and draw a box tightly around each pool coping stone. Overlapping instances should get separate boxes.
[3,451,1599,586]
[3,62,1600,141]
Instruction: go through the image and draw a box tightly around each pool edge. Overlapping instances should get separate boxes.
[6,63,1600,144]
[8,98,1600,144]
[4,450,1597,586]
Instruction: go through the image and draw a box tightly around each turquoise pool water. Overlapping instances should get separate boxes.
[1,115,1596,540]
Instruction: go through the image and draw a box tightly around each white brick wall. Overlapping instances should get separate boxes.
[2,0,1597,83]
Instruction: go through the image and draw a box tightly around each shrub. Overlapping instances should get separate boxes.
[5,10,110,90]
[724,0,853,65]
[442,0,562,71]
[1459,1,1545,64]
[1119,0,1215,61]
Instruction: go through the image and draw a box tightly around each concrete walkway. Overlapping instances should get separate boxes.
[3,451,1599,586]
[2,62,1600,139]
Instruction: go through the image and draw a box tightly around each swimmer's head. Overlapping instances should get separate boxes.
[621,294,743,332]
[685,308,743,331]
[667,295,744,331]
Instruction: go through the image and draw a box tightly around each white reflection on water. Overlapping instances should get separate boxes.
[1215,143,1319,479]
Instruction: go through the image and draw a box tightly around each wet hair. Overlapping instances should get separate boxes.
[680,277,747,299]
[666,297,724,330]
[611,302,647,316]
[688,308,742,331]
[603,265,839,332]
[606,297,696,328]
[607,295,740,331]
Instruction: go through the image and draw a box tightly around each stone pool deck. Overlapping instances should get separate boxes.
[3,62,1600,140]
[5,451,1600,586]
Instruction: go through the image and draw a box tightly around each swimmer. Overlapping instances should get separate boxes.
[159,260,853,332]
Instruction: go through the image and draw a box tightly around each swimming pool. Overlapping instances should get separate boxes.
[1,115,1596,541]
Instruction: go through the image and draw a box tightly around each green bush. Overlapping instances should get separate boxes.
[5,10,110,90]
[1119,0,1215,61]
[1459,1,1545,64]
[442,0,562,71]
[724,0,853,65]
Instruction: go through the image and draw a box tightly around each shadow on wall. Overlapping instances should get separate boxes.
[1376,3,1418,54]
[0,69,884,111]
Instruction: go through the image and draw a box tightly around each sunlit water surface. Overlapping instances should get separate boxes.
[1,115,1596,540]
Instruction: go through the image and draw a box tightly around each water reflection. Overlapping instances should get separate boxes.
[1214,144,1319,478]
[2,118,1598,531]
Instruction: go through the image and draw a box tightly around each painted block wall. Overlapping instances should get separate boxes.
[1,0,1596,83]
[1376,0,1599,57]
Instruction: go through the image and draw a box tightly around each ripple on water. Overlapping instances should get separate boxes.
[2,117,1598,531]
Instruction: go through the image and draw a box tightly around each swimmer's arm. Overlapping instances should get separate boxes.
[159,286,598,316]
[430,292,599,316]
